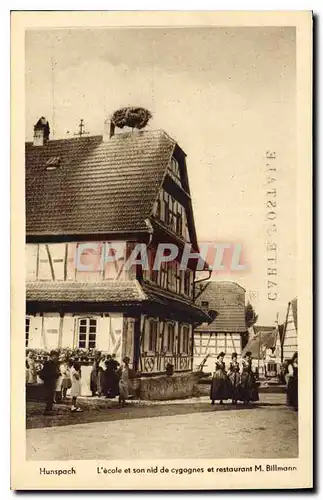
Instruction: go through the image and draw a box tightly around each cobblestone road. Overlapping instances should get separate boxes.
[26,394,298,460]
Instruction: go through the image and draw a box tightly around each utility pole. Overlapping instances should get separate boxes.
[51,56,57,138]
[74,119,89,138]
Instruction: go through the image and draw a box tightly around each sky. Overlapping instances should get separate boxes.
[25,27,296,325]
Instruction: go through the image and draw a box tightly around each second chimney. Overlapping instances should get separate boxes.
[103,119,115,142]
[33,117,50,146]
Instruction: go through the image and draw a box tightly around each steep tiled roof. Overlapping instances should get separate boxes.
[195,281,247,333]
[242,328,278,357]
[26,280,209,322]
[26,130,176,235]
[26,281,145,303]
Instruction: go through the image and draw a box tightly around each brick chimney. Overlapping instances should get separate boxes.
[103,119,115,142]
[33,117,50,146]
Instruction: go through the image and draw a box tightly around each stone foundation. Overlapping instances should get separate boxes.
[26,370,205,402]
[132,371,203,401]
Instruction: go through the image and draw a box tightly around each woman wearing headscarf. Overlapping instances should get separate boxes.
[286,352,298,411]
[210,352,230,405]
[228,352,241,404]
[240,351,259,404]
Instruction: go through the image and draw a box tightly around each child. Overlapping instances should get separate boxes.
[70,361,83,412]
[61,360,72,400]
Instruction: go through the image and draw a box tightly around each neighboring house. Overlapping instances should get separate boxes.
[25,117,210,375]
[242,325,281,379]
[280,297,298,361]
[193,281,247,371]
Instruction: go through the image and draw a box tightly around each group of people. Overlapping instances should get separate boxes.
[35,351,83,415]
[27,350,132,416]
[90,354,120,399]
[210,351,259,405]
[90,354,133,407]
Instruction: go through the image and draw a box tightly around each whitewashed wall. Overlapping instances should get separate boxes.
[193,332,242,372]
[283,306,298,360]
[26,241,127,282]
[26,312,124,361]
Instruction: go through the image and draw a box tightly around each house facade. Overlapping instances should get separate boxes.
[242,325,282,379]
[25,118,209,376]
[193,281,247,371]
[280,297,298,361]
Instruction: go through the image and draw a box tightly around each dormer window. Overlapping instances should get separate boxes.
[45,156,61,171]
[168,157,181,185]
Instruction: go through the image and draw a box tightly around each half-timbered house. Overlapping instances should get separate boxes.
[25,117,210,379]
[280,297,298,361]
[242,325,282,379]
[193,281,247,371]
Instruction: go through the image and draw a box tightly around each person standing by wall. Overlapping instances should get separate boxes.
[118,356,131,407]
[90,358,99,397]
[26,352,38,384]
[61,359,72,400]
[286,352,298,411]
[70,361,83,412]
[38,350,60,416]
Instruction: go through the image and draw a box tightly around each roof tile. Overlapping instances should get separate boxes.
[195,281,246,332]
[26,130,175,235]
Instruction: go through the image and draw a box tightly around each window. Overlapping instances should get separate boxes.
[161,190,185,238]
[168,157,182,186]
[166,323,175,353]
[78,318,97,349]
[159,262,168,288]
[184,270,191,296]
[182,325,190,354]
[25,317,30,347]
[45,156,61,171]
[148,320,158,352]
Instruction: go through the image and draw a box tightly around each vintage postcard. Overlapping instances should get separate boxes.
[11,11,312,490]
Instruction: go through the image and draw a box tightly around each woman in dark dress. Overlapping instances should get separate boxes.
[104,355,120,398]
[240,351,259,404]
[286,352,298,411]
[210,352,230,405]
[228,352,241,404]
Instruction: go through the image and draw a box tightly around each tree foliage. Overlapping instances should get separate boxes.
[245,301,258,328]
[111,107,152,130]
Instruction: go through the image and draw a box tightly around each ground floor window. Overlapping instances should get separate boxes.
[148,320,158,352]
[165,322,175,353]
[179,324,190,354]
[25,317,30,347]
[78,317,97,349]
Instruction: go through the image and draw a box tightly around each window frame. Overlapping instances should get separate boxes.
[183,269,191,296]
[165,322,175,354]
[77,317,98,349]
[148,319,158,353]
[181,324,190,354]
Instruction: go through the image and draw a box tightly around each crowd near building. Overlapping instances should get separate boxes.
[25,115,298,398]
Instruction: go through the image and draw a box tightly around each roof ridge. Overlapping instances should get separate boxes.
[25,128,176,146]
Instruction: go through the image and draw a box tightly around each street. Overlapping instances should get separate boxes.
[26,394,298,460]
